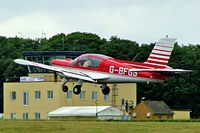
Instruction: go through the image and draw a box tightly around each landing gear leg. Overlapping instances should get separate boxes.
[101,84,110,95]
[62,78,68,92]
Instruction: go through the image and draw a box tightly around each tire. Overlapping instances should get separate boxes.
[73,85,81,95]
[62,85,68,92]
[102,86,110,95]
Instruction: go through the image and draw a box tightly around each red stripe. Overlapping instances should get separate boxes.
[156,44,173,48]
[154,48,171,52]
[146,60,167,65]
[149,56,169,61]
[151,52,170,56]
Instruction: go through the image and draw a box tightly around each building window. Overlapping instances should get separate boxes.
[66,90,72,99]
[11,113,16,120]
[35,91,41,100]
[35,112,41,120]
[22,91,29,106]
[47,90,53,99]
[80,91,86,100]
[10,91,16,100]
[132,112,137,118]
[146,112,151,118]
[92,91,98,100]
[23,113,28,120]
[104,95,109,100]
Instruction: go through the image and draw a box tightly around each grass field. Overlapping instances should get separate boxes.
[0,120,200,133]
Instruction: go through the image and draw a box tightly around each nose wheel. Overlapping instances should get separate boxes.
[73,85,82,95]
[62,85,68,92]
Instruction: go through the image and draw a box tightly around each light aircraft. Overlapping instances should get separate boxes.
[14,37,191,95]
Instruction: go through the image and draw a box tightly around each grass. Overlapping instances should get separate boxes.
[0,120,200,133]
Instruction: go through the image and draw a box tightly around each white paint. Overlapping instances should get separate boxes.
[154,45,173,51]
[152,50,171,55]
[48,106,122,120]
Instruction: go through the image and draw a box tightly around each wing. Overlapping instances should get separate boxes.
[129,68,192,74]
[14,59,109,82]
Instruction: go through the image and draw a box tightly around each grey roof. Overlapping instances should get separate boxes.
[143,101,174,115]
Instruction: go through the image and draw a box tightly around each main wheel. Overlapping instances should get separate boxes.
[73,85,81,95]
[102,86,110,95]
[62,85,68,92]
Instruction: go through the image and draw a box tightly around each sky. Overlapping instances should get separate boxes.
[0,0,200,44]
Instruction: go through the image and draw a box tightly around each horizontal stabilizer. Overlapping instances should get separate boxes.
[129,68,192,74]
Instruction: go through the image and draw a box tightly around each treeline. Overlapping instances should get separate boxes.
[0,32,200,118]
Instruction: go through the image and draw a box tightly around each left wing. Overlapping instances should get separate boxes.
[14,59,109,82]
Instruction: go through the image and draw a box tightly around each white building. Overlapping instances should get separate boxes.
[48,106,122,120]
[0,113,3,119]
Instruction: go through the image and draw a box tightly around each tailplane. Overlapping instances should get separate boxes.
[144,37,176,67]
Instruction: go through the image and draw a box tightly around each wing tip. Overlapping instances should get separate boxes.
[14,59,30,65]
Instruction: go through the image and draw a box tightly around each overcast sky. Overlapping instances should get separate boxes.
[0,0,200,44]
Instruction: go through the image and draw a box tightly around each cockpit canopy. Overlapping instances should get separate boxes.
[70,54,112,68]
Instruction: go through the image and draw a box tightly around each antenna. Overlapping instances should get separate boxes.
[132,53,140,61]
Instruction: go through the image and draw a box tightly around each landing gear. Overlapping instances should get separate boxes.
[73,85,82,95]
[73,79,83,95]
[101,84,110,95]
[61,78,69,92]
[62,85,68,92]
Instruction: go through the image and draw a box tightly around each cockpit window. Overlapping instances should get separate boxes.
[78,56,102,68]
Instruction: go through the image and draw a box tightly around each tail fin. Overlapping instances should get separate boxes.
[144,37,176,67]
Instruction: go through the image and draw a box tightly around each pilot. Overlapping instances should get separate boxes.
[83,59,92,67]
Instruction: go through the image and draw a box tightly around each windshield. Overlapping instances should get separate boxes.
[78,56,102,68]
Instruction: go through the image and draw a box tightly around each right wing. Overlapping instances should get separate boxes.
[14,59,109,82]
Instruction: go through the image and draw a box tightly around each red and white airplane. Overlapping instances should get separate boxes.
[14,37,191,95]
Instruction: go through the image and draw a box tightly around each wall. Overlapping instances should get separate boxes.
[4,77,136,119]
[132,101,152,119]
[152,114,173,120]
[173,110,190,120]
[4,82,62,119]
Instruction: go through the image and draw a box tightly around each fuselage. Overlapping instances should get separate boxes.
[51,54,168,83]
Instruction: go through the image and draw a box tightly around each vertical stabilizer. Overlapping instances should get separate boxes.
[144,37,176,67]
